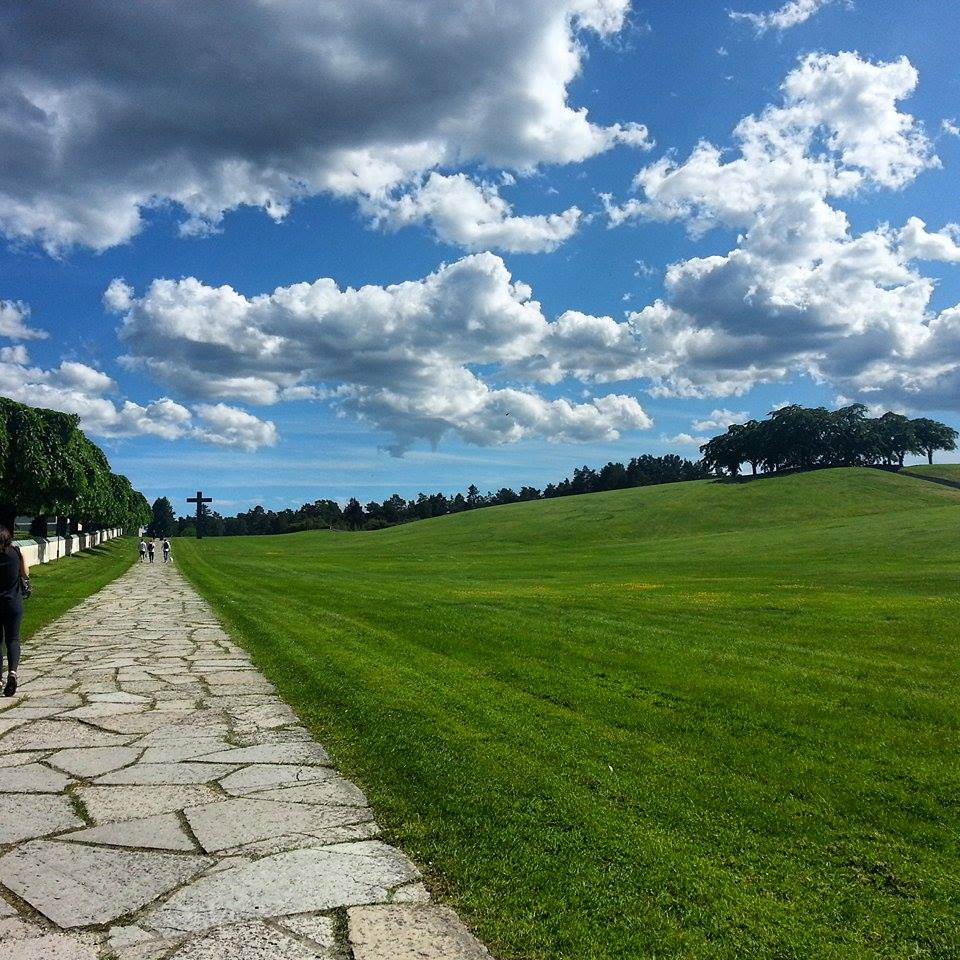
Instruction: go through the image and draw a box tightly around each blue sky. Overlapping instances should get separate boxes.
[1,0,958,512]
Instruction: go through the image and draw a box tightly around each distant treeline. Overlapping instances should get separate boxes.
[150,403,958,537]
[159,453,707,536]
[701,404,958,477]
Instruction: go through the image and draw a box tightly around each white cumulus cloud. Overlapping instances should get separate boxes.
[691,409,750,432]
[108,253,653,454]
[0,300,48,341]
[0,332,276,450]
[364,173,583,253]
[604,52,960,411]
[664,432,709,447]
[730,0,839,35]
[898,217,960,263]
[0,0,647,254]
[193,404,279,451]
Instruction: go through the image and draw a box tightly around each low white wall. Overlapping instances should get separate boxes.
[13,528,123,567]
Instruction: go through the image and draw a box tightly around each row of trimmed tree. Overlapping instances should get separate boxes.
[700,404,958,477]
[0,398,152,536]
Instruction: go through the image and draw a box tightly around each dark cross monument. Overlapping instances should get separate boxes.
[186,490,213,539]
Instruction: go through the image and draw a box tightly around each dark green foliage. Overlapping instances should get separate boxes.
[147,496,176,537]
[911,417,960,465]
[0,398,52,519]
[0,398,151,531]
[701,404,958,476]
[342,497,365,530]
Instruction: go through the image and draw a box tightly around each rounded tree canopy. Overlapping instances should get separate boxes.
[700,404,958,476]
[0,397,151,529]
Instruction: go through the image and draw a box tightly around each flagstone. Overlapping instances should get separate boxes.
[249,778,369,807]
[77,784,221,823]
[277,914,337,946]
[0,839,210,927]
[218,763,338,796]
[0,720,133,752]
[155,699,200,712]
[186,797,372,852]
[88,692,153,704]
[48,746,142,778]
[89,712,196,734]
[233,708,297,731]
[121,682,168,694]
[148,841,419,934]
[16,695,83,710]
[1,762,72,793]
[0,916,45,939]
[61,703,147,721]
[0,717,29,735]
[227,821,381,856]
[0,706,64,720]
[195,742,329,766]
[138,738,231,764]
[95,761,238,786]
[161,674,207,687]
[391,881,431,904]
[347,905,492,960]
[168,920,333,959]
[234,726,316,747]
[134,717,231,743]
[64,812,195,852]
[0,750,50,768]
[108,924,177,960]
[0,793,84,843]
[6,931,100,960]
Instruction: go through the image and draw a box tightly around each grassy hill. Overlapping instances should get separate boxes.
[902,462,960,486]
[176,469,960,960]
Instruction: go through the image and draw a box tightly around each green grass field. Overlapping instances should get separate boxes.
[176,469,960,960]
[903,463,960,485]
[22,538,136,641]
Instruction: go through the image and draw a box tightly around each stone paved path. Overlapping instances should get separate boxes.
[0,560,491,959]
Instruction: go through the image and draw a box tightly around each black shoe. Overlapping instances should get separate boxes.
[3,672,17,697]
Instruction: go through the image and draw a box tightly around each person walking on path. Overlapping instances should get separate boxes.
[147,539,156,563]
[139,538,147,562]
[0,525,28,697]
[162,538,171,564]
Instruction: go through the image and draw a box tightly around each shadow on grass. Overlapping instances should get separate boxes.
[711,465,905,485]
[711,467,807,485]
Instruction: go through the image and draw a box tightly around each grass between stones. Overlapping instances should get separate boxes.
[176,468,960,960]
[23,538,136,642]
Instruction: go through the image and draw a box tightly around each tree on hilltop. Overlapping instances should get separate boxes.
[911,418,958,464]
[875,412,917,467]
[700,404,957,476]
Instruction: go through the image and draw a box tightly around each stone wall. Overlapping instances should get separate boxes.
[13,529,124,567]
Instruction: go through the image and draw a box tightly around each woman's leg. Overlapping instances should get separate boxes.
[0,601,20,695]
[6,603,21,673]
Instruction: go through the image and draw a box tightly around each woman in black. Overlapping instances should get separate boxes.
[0,526,27,696]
